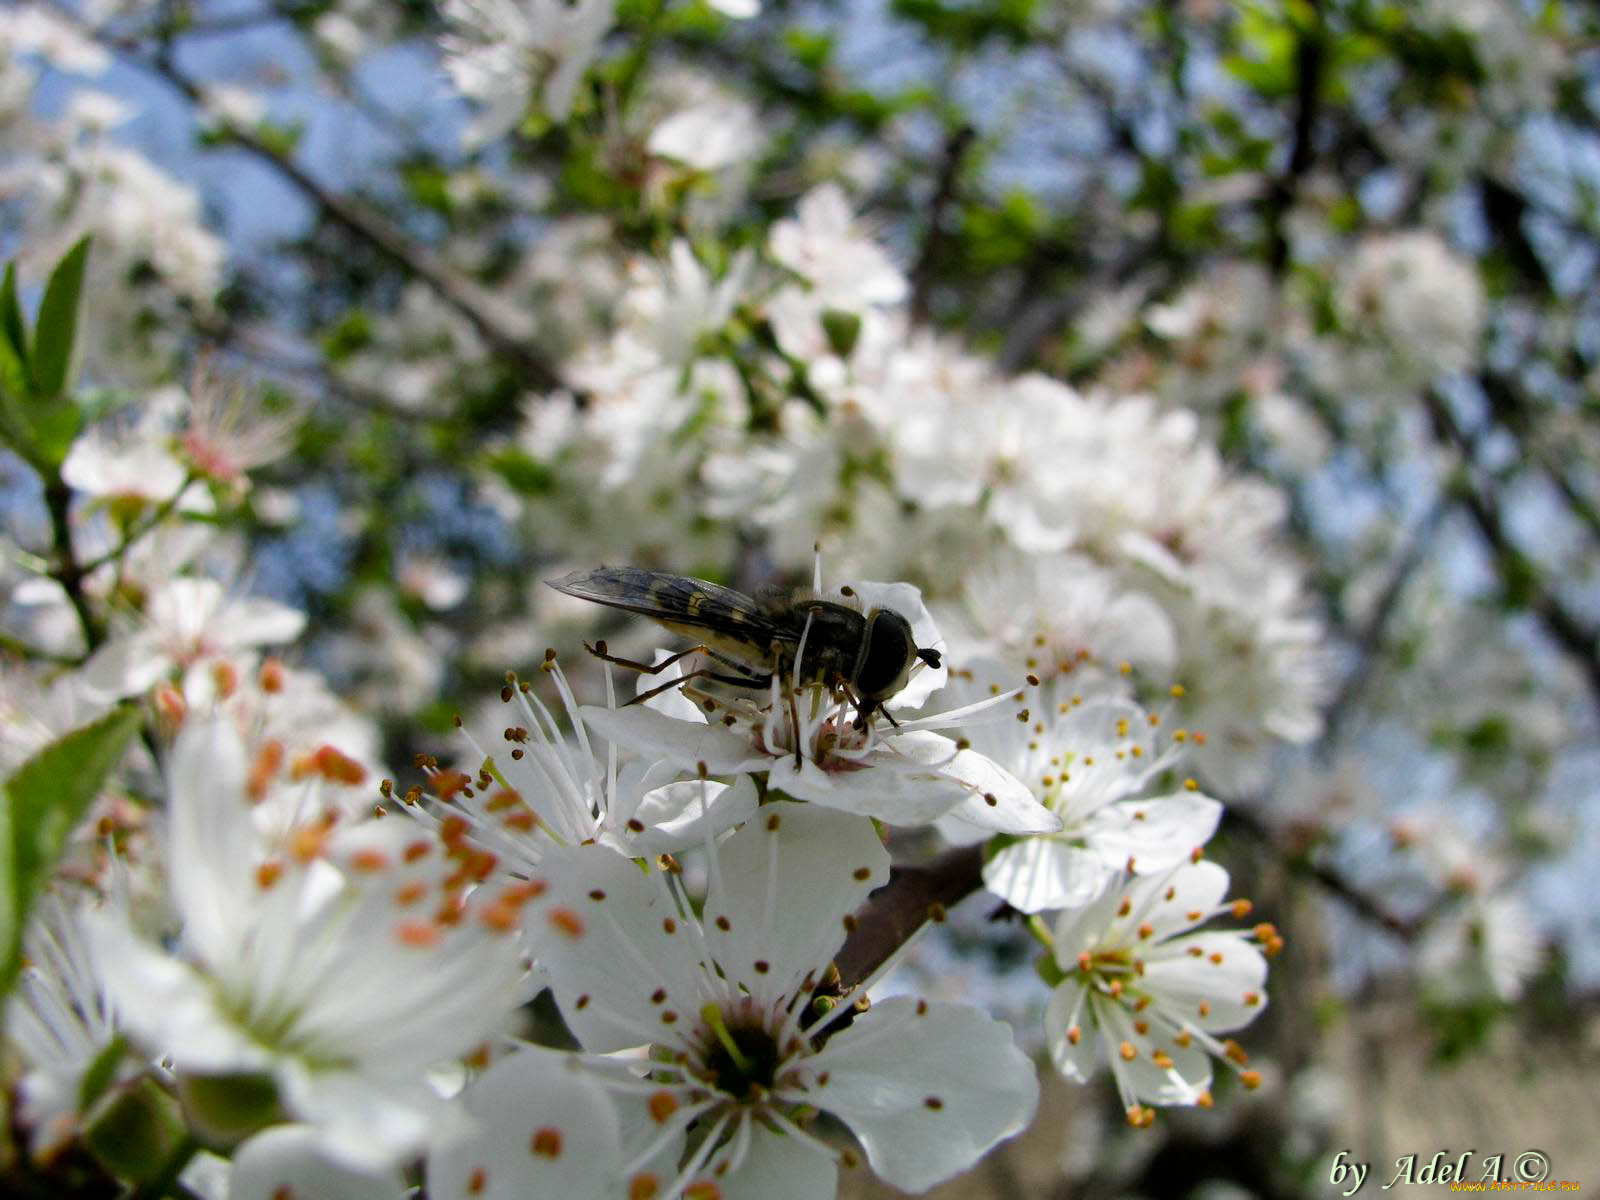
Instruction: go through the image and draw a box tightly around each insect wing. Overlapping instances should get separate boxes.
[546,568,794,642]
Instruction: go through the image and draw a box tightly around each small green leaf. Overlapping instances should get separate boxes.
[1,261,27,364]
[820,309,862,358]
[78,1034,129,1112]
[82,1076,190,1184]
[30,236,92,399]
[0,704,141,1001]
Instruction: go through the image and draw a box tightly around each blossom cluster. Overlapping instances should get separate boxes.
[490,182,1329,798]
[3,0,1582,1194]
[3,498,1276,1199]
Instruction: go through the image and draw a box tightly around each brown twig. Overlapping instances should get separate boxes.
[1423,388,1600,717]
[832,844,985,991]
[907,124,975,326]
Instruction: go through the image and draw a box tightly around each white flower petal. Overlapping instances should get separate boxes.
[618,774,758,855]
[428,1047,620,1200]
[936,749,1060,835]
[579,704,768,774]
[167,718,258,964]
[1138,859,1232,941]
[79,631,170,700]
[218,595,307,647]
[275,1068,450,1171]
[764,748,966,823]
[1044,983,1097,1082]
[716,1122,837,1200]
[82,912,270,1074]
[983,838,1111,913]
[527,844,709,1052]
[1083,794,1222,873]
[809,997,1038,1193]
[231,1125,407,1200]
[704,802,886,998]
[1143,931,1269,1032]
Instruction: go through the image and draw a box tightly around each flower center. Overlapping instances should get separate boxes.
[701,1019,781,1101]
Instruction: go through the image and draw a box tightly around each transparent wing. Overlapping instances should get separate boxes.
[545,568,796,643]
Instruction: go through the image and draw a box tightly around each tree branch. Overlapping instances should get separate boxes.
[59,4,566,396]
[1262,0,1324,276]
[1423,387,1600,717]
[908,124,975,326]
[833,844,985,991]
[1321,500,1447,744]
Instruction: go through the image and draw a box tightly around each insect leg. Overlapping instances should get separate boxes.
[583,641,707,676]
[626,667,773,708]
[625,668,720,707]
[786,684,804,770]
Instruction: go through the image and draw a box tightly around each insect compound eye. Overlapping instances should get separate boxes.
[854,609,917,701]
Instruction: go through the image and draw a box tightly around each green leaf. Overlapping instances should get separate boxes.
[29,236,91,399]
[1,262,26,365]
[0,704,142,1002]
[486,447,556,496]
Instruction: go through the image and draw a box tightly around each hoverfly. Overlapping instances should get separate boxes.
[545,567,943,747]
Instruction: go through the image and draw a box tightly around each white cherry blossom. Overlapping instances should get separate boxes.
[523,802,1040,1197]
[1044,859,1274,1125]
[79,576,305,702]
[426,1046,623,1200]
[943,687,1222,912]
[414,653,756,870]
[440,0,617,143]
[84,719,530,1169]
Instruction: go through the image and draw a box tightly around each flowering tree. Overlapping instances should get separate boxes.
[1,0,1595,1196]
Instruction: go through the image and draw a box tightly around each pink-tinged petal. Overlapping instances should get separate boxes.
[935,749,1060,835]
[1044,982,1098,1082]
[808,997,1038,1193]
[983,838,1111,914]
[428,1047,620,1200]
[525,844,709,1053]
[1083,795,1223,873]
[703,802,885,999]
[715,1122,837,1200]
[1143,932,1269,1032]
[231,1125,406,1200]
[81,912,270,1074]
[578,704,767,774]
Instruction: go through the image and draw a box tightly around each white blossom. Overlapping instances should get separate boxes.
[948,688,1222,912]
[84,719,530,1169]
[79,576,306,702]
[1044,859,1272,1124]
[5,894,122,1161]
[523,802,1040,1196]
[440,0,617,143]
